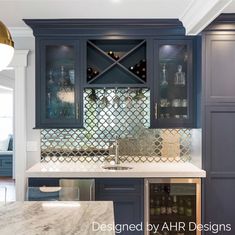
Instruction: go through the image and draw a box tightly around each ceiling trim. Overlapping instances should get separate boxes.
[180,0,232,35]
[9,27,33,38]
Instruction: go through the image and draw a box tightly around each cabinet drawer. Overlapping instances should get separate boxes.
[0,158,12,168]
[2,159,12,168]
[96,179,143,194]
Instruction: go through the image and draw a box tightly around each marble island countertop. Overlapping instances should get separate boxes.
[0,201,115,235]
[26,161,206,178]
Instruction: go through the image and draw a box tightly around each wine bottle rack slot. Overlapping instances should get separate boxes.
[86,39,147,86]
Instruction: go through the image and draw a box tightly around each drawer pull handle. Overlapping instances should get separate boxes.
[104,187,135,191]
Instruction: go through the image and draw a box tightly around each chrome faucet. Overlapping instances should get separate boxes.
[114,139,120,165]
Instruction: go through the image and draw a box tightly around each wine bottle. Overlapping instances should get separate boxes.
[172,195,178,214]
[114,55,119,60]
[93,70,99,77]
[140,59,146,64]
[185,198,193,217]
[166,196,173,215]
[87,67,93,75]
[178,199,185,215]
[141,74,146,80]
[150,199,155,216]
[87,74,93,81]
[160,196,167,215]
[155,198,161,216]
[108,51,114,58]
[129,66,135,72]
[160,185,165,194]
[136,63,141,69]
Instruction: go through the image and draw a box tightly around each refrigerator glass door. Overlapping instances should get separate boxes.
[145,178,201,235]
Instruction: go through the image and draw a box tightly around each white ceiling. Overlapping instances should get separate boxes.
[0,0,233,35]
[224,0,235,11]
[0,86,13,94]
[0,0,192,27]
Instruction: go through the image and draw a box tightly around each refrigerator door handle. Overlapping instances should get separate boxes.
[89,181,95,201]
[144,179,149,235]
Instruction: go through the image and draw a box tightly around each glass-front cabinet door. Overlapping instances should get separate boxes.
[152,40,194,128]
[145,178,201,235]
[36,40,82,128]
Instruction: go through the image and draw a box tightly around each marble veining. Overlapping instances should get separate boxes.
[0,201,115,235]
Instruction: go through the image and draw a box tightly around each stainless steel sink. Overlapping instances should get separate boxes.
[102,166,133,170]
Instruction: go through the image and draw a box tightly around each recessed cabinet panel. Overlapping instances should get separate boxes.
[205,35,235,103]
[205,178,235,234]
[152,40,194,128]
[205,106,235,172]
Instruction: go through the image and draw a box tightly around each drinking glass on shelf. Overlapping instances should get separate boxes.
[174,65,186,86]
[181,99,187,107]
[172,99,181,107]
[100,88,110,108]
[69,69,75,85]
[113,88,120,108]
[125,88,132,108]
[160,64,168,87]
[160,99,170,107]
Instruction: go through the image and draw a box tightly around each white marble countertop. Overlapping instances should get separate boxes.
[0,201,115,235]
[26,161,206,178]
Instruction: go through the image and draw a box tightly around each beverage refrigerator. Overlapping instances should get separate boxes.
[144,178,201,235]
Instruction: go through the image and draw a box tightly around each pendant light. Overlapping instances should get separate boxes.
[0,21,14,71]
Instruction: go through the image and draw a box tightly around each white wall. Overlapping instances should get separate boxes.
[14,37,40,168]
[0,73,14,89]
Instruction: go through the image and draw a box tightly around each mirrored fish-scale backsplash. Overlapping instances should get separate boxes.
[41,88,192,163]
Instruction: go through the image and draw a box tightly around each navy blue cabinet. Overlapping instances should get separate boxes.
[24,19,199,129]
[35,39,83,128]
[95,178,144,235]
[202,14,235,234]
[151,39,196,128]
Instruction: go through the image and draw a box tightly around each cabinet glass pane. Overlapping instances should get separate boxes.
[158,44,188,120]
[149,183,196,235]
[45,45,76,120]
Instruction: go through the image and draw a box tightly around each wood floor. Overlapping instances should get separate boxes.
[0,177,15,202]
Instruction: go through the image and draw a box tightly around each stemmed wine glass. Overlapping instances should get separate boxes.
[113,87,120,108]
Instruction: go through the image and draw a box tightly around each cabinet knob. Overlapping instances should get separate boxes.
[155,102,158,119]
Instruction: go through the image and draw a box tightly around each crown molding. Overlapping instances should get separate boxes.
[180,0,232,35]
[9,27,33,38]
[23,19,185,36]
